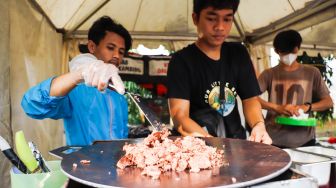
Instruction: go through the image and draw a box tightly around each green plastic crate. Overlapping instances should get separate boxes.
[11,160,68,188]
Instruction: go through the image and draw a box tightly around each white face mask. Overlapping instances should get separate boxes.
[280,53,297,66]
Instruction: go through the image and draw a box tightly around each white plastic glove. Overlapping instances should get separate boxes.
[69,53,96,72]
[69,53,125,94]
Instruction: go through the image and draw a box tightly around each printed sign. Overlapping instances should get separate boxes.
[149,60,169,76]
[119,58,144,75]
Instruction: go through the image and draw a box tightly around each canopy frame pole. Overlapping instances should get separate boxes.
[249,0,336,45]
[28,0,59,32]
[233,16,245,42]
[65,0,110,39]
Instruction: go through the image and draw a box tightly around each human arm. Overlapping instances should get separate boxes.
[242,96,272,145]
[50,54,94,97]
[294,95,333,116]
[51,53,125,96]
[308,95,333,111]
[21,78,72,119]
[21,55,89,118]
[258,93,333,117]
[169,98,212,137]
[258,97,297,116]
[50,53,125,96]
[257,68,297,116]
[230,44,271,144]
[49,72,82,96]
[21,53,125,119]
[292,67,334,116]
[167,51,210,136]
[293,68,334,115]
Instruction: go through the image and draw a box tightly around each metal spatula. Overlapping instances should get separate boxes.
[108,83,163,131]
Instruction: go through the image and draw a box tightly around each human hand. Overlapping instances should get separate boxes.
[82,61,125,93]
[292,105,309,116]
[275,104,296,116]
[248,122,272,145]
[179,129,213,137]
[69,54,125,94]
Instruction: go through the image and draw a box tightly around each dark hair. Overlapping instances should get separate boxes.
[88,16,132,52]
[193,0,240,16]
[273,30,302,53]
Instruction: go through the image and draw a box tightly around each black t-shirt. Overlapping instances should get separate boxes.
[167,42,261,138]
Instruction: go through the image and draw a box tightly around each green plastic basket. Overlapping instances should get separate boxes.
[275,116,317,127]
[10,160,68,188]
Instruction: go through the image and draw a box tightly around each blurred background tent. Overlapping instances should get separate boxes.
[0,0,335,187]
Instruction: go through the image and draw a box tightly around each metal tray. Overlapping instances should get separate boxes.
[60,137,291,188]
[284,146,336,186]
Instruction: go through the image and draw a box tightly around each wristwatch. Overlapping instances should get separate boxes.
[304,102,312,113]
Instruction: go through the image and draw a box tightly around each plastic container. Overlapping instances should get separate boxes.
[10,160,68,188]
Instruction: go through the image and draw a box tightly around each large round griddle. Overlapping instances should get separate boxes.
[61,137,291,188]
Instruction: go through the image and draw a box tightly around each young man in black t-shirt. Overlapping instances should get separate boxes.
[167,0,272,144]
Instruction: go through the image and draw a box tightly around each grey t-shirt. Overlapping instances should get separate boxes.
[258,64,330,148]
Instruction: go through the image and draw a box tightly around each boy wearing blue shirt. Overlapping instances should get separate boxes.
[21,16,132,145]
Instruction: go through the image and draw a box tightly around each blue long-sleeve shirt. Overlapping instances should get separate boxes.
[21,77,128,145]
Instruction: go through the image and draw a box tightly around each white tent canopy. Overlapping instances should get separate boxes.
[33,0,336,49]
[1,1,335,187]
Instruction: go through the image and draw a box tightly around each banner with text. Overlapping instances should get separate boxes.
[149,60,169,76]
[119,58,144,75]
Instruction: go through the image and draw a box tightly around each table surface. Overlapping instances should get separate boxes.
[61,137,291,188]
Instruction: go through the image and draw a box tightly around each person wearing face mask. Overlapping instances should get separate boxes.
[258,30,333,148]
[21,16,132,146]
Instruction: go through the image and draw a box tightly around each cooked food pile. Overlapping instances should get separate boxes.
[117,128,226,179]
